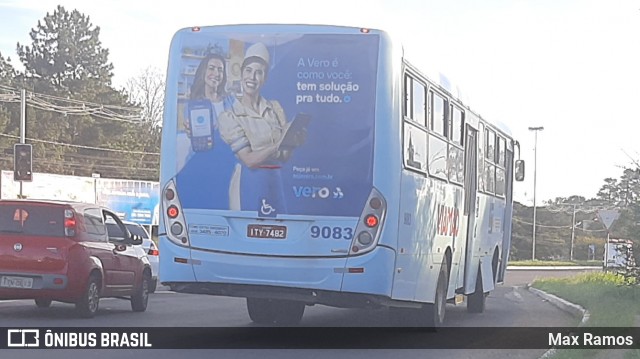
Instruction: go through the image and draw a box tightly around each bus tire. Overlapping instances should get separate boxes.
[247,298,305,325]
[35,298,52,308]
[467,268,486,313]
[421,257,448,328]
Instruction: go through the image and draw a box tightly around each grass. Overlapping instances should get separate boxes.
[533,272,639,326]
[532,272,640,359]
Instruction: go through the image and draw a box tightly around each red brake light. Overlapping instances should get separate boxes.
[64,217,76,228]
[64,210,76,236]
[365,214,378,228]
[167,205,179,219]
[148,248,160,256]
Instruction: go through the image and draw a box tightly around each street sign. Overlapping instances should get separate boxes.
[597,209,620,230]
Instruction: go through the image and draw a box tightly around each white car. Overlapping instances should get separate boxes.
[122,221,159,293]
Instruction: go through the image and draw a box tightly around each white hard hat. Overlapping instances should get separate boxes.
[244,42,270,65]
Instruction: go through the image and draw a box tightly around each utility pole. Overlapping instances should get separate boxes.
[570,203,576,261]
[528,126,544,260]
[19,89,26,198]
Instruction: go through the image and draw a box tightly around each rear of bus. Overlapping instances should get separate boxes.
[159,25,397,313]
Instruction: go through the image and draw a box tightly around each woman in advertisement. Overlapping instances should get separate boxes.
[175,52,237,209]
[218,42,306,215]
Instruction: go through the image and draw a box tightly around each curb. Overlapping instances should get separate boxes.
[527,285,590,359]
[507,266,602,271]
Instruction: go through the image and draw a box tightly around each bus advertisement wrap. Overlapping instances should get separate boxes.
[1,170,160,226]
[96,179,160,226]
[173,33,379,217]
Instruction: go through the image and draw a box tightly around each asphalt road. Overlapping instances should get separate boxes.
[1,268,597,359]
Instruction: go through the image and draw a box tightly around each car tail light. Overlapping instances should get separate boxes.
[148,244,159,256]
[64,209,76,237]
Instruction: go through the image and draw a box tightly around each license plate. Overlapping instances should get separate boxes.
[0,276,34,289]
[247,224,287,239]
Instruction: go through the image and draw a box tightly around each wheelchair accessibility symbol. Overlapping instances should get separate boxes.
[259,198,276,217]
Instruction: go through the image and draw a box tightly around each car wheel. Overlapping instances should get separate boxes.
[131,272,150,312]
[148,277,157,293]
[76,274,101,318]
[35,298,52,308]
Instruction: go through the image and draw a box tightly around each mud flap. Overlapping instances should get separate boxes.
[479,256,495,293]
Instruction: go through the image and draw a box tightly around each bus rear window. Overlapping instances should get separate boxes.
[0,204,65,237]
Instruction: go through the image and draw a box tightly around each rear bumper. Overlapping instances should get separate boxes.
[161,242,397,307]
[0,272,80,301]
[168,282,394,309]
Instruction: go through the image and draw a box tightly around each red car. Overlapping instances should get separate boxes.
[0,199,152,318]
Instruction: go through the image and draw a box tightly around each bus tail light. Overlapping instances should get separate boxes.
[162,180,189,246]
[167,205,179,218]
[365,214,378,227]
[165,188,175,201]
[350,188,386,255]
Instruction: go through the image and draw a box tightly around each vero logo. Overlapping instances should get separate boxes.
[292,186,343,199]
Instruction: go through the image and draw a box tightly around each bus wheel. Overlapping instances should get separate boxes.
[35,298,52,308]
[467,268,486,313]
[421,257,449,328]
[247,298,305,325]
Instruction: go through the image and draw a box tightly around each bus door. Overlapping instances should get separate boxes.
[498,148,515,282]
[462,125,478,291]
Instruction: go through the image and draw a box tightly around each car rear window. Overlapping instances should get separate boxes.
[125,224,149,239]
[105,222,125,239]
[0,203,65,237]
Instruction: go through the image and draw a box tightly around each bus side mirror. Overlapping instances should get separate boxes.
[515,160,525,181]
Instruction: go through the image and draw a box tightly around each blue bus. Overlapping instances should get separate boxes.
[159,24,524,326]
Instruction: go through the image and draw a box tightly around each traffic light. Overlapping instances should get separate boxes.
[14,143,33,182]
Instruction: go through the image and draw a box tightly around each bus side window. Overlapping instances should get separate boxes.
[430,91,447,137]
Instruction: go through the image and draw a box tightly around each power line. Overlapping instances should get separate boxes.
[0,154,158,173]
[512,217,608,232]
[512,217,572,229]
[0,133,159,156]
[0,85,146,124]
[0,84,141,112]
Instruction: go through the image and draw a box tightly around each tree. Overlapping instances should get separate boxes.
[618,168,640,207]
[0,53,19,170]
[16,5,114,92]
[124,66,165,128]
[2,5,158,180]
[121,66,164,179]
[597,177,620,204]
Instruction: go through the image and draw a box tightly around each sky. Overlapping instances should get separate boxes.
[0,0,639,206]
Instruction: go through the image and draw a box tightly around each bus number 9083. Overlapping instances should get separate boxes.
[310,226,353,240]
